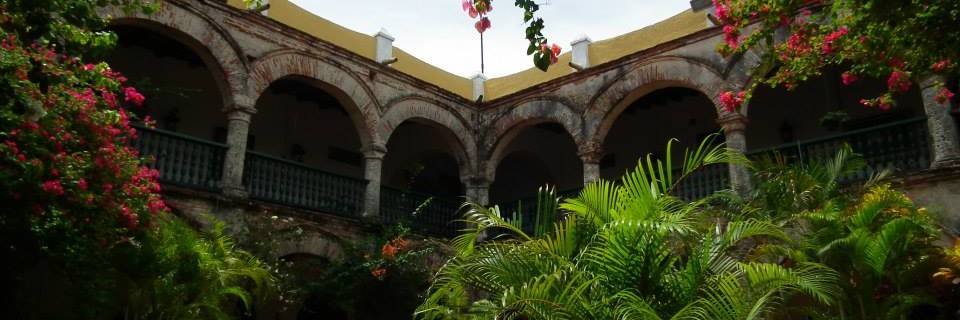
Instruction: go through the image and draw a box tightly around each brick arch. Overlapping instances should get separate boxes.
[249,50,381,148]
[104,3,248,107]
[484,99,585,182]
[377,96,477,179]
[586,56,730,146]
[276,233,343,261]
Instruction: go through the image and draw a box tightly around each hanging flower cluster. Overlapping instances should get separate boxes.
[714,0,959,112]
[541,42,562,65]
[460,0,561,71]
[461,0,492,33]
[719,90,748,112]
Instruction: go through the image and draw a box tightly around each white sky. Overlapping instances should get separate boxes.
[288,0,691,78]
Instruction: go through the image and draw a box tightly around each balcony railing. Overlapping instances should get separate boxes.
[380,186,464,237]
[132,125,226,191]
[496,187,582,234]
[746,117,930,181]
[673,164,730,201]
[243,151,367,217]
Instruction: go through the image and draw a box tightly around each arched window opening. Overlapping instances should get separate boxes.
[490,122,581,205]
[601,87,727,200]
[747,69,927,179]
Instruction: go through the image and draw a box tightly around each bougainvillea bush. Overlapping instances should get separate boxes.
[0,1,273,318]
[714,0,959,111]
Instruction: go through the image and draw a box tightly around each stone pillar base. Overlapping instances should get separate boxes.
[931,157,960,169]
[221,184,249,199]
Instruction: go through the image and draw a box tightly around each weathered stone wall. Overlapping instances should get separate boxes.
[900,166,960,234]
[162,186,374,261]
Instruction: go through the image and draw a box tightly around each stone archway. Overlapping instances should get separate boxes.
[104,2,248,107]
[587,56,728,145]
[249,50,381,148]
[484,99,585,182]
[378,96,477,179]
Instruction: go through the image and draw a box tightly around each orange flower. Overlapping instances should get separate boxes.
[392,237,409,250]
[371,267,387,278]
[382,242,399,259]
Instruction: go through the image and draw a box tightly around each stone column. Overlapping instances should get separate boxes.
[921,76,960,168]
[718,113,752,195]
[578,142,603,186]
[362,143,387,217]
[221,100,256,198]
[464,176,491,206]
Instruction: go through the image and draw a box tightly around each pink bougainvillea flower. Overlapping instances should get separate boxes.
[474,17,491,33]
[540,43,560,64]
[41,180,64,196]
[722,25,740,47]
[886,70,911,92]
[719,91,746,112]
[932,59,951,72]
[841,72,858,85]
[123,87,145,106]
[467,5,478,18]
[936,88,955,104]
[712,0,730,22]
[461,0,471,12]
[821,27,847,54]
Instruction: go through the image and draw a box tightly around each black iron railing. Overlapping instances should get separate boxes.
[495,187,582,234]
[672,164,731,201]
[747,117,930,181]
[380,186,464,237]
[132,125,226,191]
[243,151,367,217]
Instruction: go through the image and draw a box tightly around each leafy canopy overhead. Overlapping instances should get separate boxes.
[714,0,959,111]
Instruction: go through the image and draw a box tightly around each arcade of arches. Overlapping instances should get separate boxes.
[103,0,960,244]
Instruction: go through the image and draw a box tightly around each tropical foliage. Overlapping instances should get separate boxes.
[294,223,442,320]
[417,137,837,319]
[715,148,956,319]
[417,138,958,319]
[123,216,276,319]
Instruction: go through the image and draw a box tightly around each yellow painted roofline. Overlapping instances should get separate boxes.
[226,0,708,101]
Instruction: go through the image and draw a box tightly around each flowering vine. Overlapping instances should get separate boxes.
[460,0,561,71]
[715,0,959,112]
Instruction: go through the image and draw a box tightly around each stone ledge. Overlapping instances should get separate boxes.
[160,185,382,237]
[894,164,960,187]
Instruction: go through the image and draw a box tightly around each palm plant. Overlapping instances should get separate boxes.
[416,136,841,320]
[714,145,947,319]
[124,215,276,320]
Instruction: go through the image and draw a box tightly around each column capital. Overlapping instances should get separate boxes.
[577,141,604,164]
[223,106,256,122]
[920,74,947,89]
[362,143,387,159]
[462,175,491,187]
[717,113,749,134]
[224,94,257,115]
